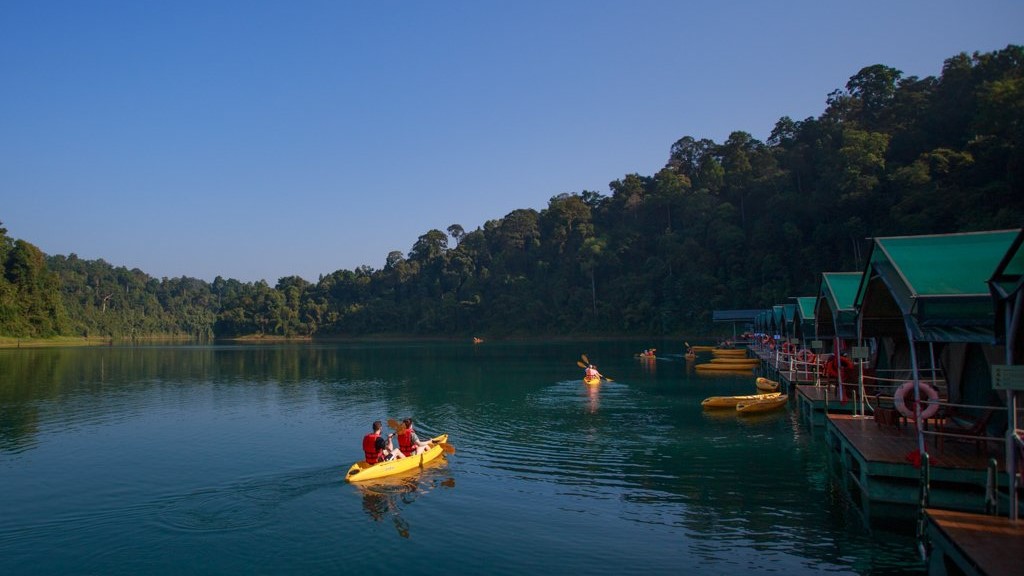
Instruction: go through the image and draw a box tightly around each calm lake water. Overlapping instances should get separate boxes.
[0,341,924,575]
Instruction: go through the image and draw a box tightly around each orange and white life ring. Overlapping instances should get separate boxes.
[893,381,940,420]
[781,342,795,355]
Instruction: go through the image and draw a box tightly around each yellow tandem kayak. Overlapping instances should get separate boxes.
[736,395,788,414]
[702,392,782,409]
[755,377,780,392]
[695,363,754,372]
[345,434,449,483]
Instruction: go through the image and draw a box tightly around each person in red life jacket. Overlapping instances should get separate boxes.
[584,364,603,381]
[397,418,433,456]
[362,420,403,464]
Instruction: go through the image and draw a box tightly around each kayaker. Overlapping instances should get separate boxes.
[397,418,433,456]
[363,420,387,464]
[363,420,404,464]
[584,364,603,380]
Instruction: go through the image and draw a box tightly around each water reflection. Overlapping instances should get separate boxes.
[586,382,599,413]
[353,460,454,539]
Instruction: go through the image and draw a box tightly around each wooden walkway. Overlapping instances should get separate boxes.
[923,508,1024,576]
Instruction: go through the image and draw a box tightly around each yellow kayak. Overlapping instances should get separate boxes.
[736,395,788,414]
[584,376,601,385]
[709,358,760,365]
[712,349,748,357]
[345,434,449,483]
[695,363,754,372]
[755,377,780,392]
[702,392,781,409]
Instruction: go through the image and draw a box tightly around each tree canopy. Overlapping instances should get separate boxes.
[2,46,1022,339]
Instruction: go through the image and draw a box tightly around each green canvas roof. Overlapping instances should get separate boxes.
[856,229,1021,343]
[771,305,784,334]
[782,303,796,337]
[815,272,862,339]
[794,296,816,340]
[755,310,770,333]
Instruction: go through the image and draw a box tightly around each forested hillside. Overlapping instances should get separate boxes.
[2,46,1022,339]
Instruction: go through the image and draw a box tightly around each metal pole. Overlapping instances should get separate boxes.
[903,317,926,456]
[1007,290,1021,522]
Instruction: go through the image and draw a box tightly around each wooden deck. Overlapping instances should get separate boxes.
[923,508,1024,576]
[754,344,1023,575]
[825,414,1011,523]
[828,414,998,470]
[796,384,861,426]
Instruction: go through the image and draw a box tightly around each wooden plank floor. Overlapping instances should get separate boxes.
[828,414,1001,471]
[926,508,1024,576]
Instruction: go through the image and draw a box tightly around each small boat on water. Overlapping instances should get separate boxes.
[689,345,714,352]
[584,375,601,385]
[755,377,780,392]
[702,392,781,409]
[736,395,788,414]
[709,357,760,365]
[712,349,748,357]
[695,363,754,372]
[345,434,449,483]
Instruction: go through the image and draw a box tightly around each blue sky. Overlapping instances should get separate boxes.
[2,1,1022,283]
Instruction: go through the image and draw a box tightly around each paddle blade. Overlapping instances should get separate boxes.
[387,418,405,433]
[439,442,455,454]
[581,354,590,365]
[577,360,587,369]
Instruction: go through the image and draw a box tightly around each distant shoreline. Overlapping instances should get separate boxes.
[0,332,720,349]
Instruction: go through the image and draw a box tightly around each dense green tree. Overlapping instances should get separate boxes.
[2,45,1023,340]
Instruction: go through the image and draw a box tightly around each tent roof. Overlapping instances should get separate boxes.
[856,229,1021,343]
[990,229,1024,301]
[712,309,763,322]
[990,229,1024,343]
[795,297,816,322]
[794,296,817,340]
[815,272,862,339]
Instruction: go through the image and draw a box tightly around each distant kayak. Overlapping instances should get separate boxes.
[584,375,601,385]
